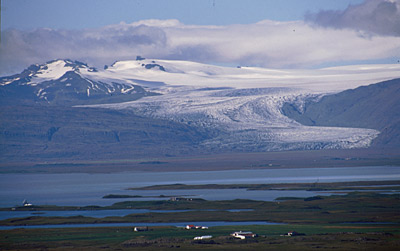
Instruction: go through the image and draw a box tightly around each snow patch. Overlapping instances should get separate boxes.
[35,60,73,80]
[36,88,44,97]
[121,86,135,94]
[1,80,13,86]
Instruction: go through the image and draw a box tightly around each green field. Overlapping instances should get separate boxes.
[1,181,399,250]
[1,224,400,250]
[1,189,400,226]
[129,180,400,191]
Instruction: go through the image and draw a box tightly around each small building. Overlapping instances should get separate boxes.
[193,235,212,240]
[231,231,257,239]
[134,226,148,232]
[22,200,32,207]
[170,197,193,201]
[186,224,208,229]
[281,231,303,237]
[287,231,299,236]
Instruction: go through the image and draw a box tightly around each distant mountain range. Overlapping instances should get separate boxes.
[0,58,399,162]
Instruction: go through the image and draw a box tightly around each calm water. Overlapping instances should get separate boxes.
[0,166,399,208]
[0,209,254,220]
[0,221,282,230]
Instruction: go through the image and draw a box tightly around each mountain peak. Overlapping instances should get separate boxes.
[0,59,99,87]
[0,59,157,106]
[107,59,166,72]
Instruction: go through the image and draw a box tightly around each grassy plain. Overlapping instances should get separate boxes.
[1,224,400,250]
[130,180,400,191]
[1,181,399,250]
[1,192,399,226]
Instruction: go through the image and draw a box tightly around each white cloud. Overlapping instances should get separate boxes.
[305,0,400,36]
[1,18,399,75]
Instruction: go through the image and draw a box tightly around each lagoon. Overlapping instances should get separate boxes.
[0,166,399,208]
[0,209,255,221]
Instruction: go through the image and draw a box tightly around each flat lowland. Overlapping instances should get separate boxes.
[1,185,399,250]
[1,192,399,225]
[130,180,400,192]
[1,224,400,250]
[1,148,399,173]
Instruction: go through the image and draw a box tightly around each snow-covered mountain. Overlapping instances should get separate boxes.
[0,59,157,105]
[1,58,399,159]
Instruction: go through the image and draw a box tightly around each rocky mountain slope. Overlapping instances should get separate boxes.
[0,59,158,105]
[282,78,400,148]
[0,58,398,162]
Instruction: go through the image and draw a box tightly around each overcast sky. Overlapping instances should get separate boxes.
[1,0,400,75]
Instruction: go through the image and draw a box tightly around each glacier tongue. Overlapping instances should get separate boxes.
[75,58,400,151]
[1,58,395,152]
[87,85,379,151]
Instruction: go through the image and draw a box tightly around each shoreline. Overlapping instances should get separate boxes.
[0,192,399,227]
[1,179,399,212]
[1,148,399,174]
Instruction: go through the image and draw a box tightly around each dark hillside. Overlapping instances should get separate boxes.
[282,78,400,148]
[0,106,217,162]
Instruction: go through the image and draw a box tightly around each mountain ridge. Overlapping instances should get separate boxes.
[0,59,160,105]
[0,58,398,163]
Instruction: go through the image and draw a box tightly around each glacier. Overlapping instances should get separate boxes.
[73,58,396,151]
[2,58,399,157]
